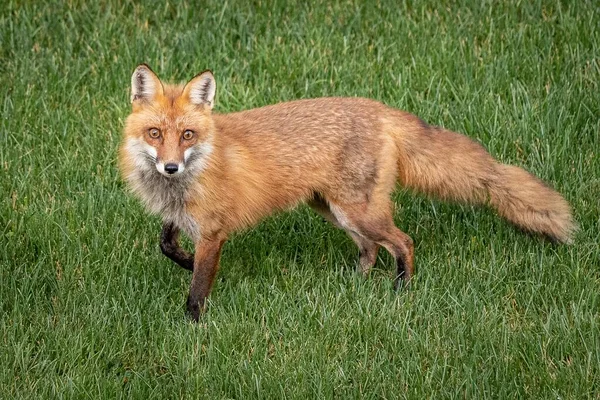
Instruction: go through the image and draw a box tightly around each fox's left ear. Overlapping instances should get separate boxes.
[182,70,216,110]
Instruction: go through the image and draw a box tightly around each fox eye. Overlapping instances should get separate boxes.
[183,130,194,140]
[148,128,160,139]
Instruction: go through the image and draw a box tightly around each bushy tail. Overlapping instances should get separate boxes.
[392,113,576,243]
[487,164,575,243]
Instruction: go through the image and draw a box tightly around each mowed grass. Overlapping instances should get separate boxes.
[1,0,599,398]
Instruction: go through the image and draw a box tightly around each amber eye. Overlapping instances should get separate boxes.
[183,130,194,140]
[148,128,160,139]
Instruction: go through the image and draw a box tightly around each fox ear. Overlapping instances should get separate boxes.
[131,64,163,103]
[183,70,216,109]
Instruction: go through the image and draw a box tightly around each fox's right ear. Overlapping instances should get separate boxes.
[182,70,216,110]
[130,64,164,103]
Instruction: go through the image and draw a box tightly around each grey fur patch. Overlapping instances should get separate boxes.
[133,168,200,238]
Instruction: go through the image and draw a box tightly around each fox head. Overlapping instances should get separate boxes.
[121,64,216,178]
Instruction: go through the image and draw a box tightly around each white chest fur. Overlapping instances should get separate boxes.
[130,168,200,239]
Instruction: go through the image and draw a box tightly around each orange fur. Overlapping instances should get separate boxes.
[119,65,575,320]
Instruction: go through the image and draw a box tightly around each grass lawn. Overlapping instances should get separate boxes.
[1,0,599,398]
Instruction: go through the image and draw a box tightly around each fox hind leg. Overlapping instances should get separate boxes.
[308,196,380,275]
[348,232,380,275]
[328,199,414,288]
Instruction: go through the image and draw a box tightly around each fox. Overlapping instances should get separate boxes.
[119,64,575,321]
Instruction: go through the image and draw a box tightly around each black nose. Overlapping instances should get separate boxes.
[164,163,179,174]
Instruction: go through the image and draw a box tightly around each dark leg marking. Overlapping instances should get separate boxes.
[160,222,194,271]
[392,233,414,290]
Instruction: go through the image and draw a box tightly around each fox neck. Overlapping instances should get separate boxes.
[127,166,195,237]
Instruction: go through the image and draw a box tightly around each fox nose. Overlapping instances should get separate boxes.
[164,163,179,174]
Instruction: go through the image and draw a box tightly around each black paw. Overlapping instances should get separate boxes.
[186,296,201,322]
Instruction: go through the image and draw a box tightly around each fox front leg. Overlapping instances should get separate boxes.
[186,236,226,321]
[159,222,195,271]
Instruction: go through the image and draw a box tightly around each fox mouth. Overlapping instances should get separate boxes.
[156,161,185,177]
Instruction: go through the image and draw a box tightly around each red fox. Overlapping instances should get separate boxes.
[119,64,575,321]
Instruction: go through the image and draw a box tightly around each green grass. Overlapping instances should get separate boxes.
[1,0,599,398]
